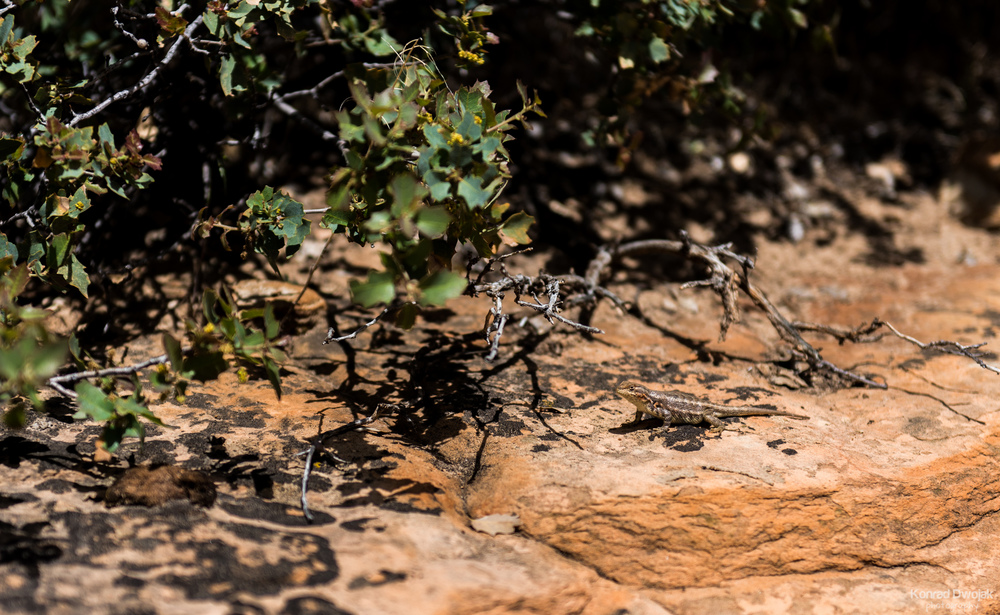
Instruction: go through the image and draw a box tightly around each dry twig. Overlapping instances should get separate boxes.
[793,318,1000,375]
[48,354,170,398]
[70,14,204,127]
[298,403,393,523]
[323,307,392,344]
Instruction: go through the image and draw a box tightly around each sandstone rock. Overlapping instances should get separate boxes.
[5,193,1000,613]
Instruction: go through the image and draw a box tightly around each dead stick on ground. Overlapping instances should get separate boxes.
[299,403,390,523]
[581,234,995,386]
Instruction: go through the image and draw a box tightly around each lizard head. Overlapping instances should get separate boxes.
[615,380,647,404]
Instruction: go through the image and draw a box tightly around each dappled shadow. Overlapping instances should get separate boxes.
[0,520,63,579]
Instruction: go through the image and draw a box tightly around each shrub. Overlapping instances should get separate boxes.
[0,0,821,452]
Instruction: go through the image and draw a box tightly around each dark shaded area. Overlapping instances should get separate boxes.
[480,0,1000,270]
[0,519,63,578]
[279,596,355,615]
[220,494,336,526]
[156,528,338,600]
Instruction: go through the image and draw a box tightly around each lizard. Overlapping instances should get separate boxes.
[615,380,808,432]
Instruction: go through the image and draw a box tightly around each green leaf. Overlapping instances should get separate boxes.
[97,123,115,151]
[418,271,467,306]
[350,271,395,307]
[516,80,529,106]
[322,208,351,230]
[0,233,16,265]
[0,16,14,46]
[32,341,68,382]
[271,192,311,253]
[66,254,89,298]
[220,54,236,96]
[227,2,255,23]
[336,109,366,143]
[263,303,279,340]
[389,173,429,218]
[105,176,127,199]
[100,416,145,453]
[395,302,418,330]
[363,29,400,56]
[12,35,36,61]
[473,136,501,159]
[246,188,266,213]
[66,186,90,218]
[73,382,115,422]
[455,110,482,143]
[115,395,161,424]
[183,351,228,381]
[648,36,670,63]
[788,8,808,28]
[415,207,450,238]
[457,88,485,119]
[0,341,23,379]
[423,124,448,149]
[457,176,491,209]
[489,201,510,220]
[48,233,70,268]
[363,211,392,233]
[422,170,452,202]
[263,356,282,399]
[0,136,25,159]
[203,288,220,324]
[26,237,43,275]
[203,9,219,35]
[499,211,534,245]
[163,333,183,371]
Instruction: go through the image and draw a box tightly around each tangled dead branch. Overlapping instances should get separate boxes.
[465,232,998,387]
[469,265,617,361]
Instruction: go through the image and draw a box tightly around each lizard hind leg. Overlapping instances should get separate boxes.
[705,414,735,433]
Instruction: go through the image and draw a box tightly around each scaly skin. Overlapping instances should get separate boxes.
[615,380,808,432]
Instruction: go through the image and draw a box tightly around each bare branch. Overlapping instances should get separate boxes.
[269,63,401,158]
[48,354,170,399]
[514,277,603,334]
[278,70,346,101]
[468,247,532,288]
[0,209,37,229]
[300,403,390,523]
[483,293,509,362]
[300,445,319,523]
[19,82,45,124]
[586,234,887,388]
[112,5,149,50]
[790,319,885,344]
[792,317,1000,376]
[271,97,340,142]
[324,307,391,344]
[69,14,205,127]
[469,265,613,361]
